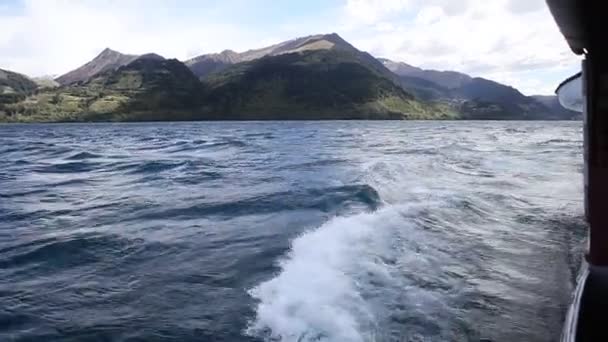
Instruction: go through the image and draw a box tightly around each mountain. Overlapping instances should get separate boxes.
[1,36,456,122]
[532,95,580,120]
[0,68,38,94]
[186,34,352,78]
[55,48,141,85]
[198,48,455,120]
[452,77,549,119]
[382,59,472,89]
[379,59,420,76]
[1,33,577,122]
[395,75,452,101]
[185,50,242,79]
[381,58,573,120]
[187,33,396,82]
[85,55,202,117]
[3,55,204,122]
[0,68,38,106]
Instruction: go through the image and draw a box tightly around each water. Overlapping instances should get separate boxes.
[0,121,585,342]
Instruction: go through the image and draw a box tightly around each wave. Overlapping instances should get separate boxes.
[133,184,381,221]
[0,189,47,198]
[35,161,100,174]
[247,211,384,341]
[275,159,348,171]
[0,234,115,271]
[205,140,248,148]
[127,160,186,174]
[0,122,584,342]
[244,132,275,139]
[0,233,176,274]
[443,163,495,178]
[504,128,528,134]
[66,151,102,160]
[46,178,93,187]
[246,203,444,342]
[134,139,248,153]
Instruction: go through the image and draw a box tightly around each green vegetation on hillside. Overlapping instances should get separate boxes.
[0,68,39,107]
[0,32,575,122]
[1,50,456,122]
[198,49,455,120]
[1,58,205,122]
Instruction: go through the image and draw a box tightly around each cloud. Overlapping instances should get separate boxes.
[344,0,411,25]
[415,6,445,25]
[506,0,545,14]
[339,0,580,94]
[0,0,284,76]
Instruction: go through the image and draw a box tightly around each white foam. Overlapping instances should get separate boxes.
[247,204,426,342]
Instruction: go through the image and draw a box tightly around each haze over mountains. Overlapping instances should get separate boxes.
[0,33,578,122]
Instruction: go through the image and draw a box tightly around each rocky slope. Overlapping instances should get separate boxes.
[56,48,141,85]
[187,33,395,82]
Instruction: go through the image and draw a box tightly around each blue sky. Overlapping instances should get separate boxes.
[0,0,580,95]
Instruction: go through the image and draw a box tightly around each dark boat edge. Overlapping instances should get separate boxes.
[547,1,608,341]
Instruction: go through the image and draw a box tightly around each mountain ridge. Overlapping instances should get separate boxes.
[531,94,579,120]
[0,68,39,106]
[1,33,577,122]
[55,49,166,85]
[197,48,455,120]
[381,58,577,120]
[185,33,387,80]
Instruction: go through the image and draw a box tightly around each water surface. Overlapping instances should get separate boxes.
[0,121,585,341]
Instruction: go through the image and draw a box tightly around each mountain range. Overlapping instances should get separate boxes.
[0,33,578,122]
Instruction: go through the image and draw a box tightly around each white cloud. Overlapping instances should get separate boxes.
[506,0,545,14]
[339,0,581,94]
[0,0,272,76]
[344,0,411,25]
[415,6,445,26]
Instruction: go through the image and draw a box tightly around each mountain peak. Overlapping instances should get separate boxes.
[282,32,352,51]
[320,32,347,44]
[185,32,387,80]
[135,53,165,61]
[98,47,123,57]
[217,50,240,62]
[56,48,138,85]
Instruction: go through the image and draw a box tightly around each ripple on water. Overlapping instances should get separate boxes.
[0,121,584,342]
[35,161,100,174]
[129,184,381,221]
[65,152,103,160]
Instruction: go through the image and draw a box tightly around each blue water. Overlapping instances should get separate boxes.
[0,121,585,342]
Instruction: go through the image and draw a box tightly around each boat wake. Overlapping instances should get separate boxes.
[246,161,456,342]
[246,149,585,341]
[247,205,401,341]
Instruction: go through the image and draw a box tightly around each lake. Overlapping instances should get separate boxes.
[0,121,585,341]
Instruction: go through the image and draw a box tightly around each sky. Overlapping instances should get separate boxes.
[0,0,580,95]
